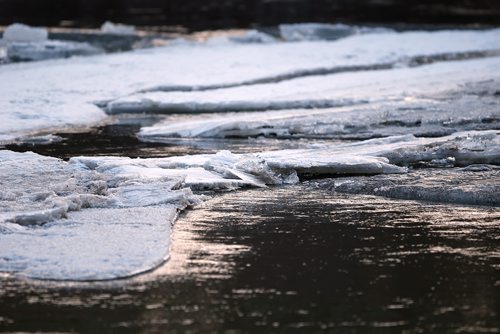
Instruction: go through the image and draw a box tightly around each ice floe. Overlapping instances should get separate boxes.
[5,40,102,62]
[229,30,277,44]
[1,23,102,63]
[2,28,500,139]
[138,82,500,140]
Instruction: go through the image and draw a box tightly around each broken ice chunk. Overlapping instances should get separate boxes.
[2,23,48,42]
[101,21,136,35]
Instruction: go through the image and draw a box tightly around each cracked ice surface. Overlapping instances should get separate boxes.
[112,56,500,114]
[2,28,500,140]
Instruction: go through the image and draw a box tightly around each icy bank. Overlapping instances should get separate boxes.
[314,168,500,206]
[2,28,500,139]
[5,40,102,62]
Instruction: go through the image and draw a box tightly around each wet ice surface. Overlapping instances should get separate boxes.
[139,82,500,140]
[0,186,498,332]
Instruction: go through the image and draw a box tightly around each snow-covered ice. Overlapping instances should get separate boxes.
[0,150,198,280]
[1,28,500,140]
[2,23,48,42]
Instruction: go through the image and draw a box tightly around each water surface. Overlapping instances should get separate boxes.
[1,186,498,333]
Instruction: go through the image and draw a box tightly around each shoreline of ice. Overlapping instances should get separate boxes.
[2,28,500,140]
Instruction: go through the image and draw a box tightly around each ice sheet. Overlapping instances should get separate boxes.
[314,168,500,206]
[138,82,500,140]
[0,151,197,280]
[2,28,500,139]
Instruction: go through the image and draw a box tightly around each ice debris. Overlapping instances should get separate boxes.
[2,129,499,279]
[315,168,500,206]
[2,23,48,42]
[101,21,136,36]
[6,40,102,62]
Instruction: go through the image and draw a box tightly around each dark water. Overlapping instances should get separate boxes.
[3,122,335,160]
[1,186,498,333]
